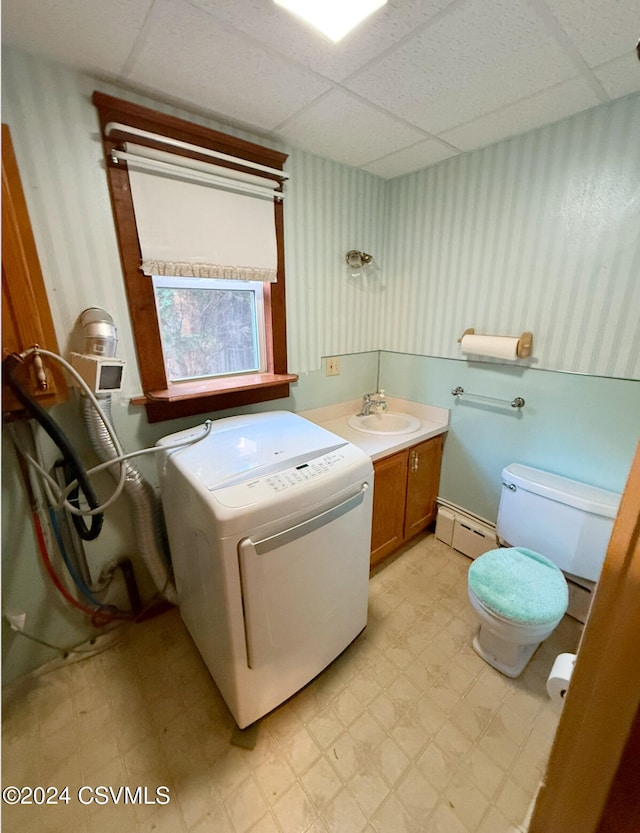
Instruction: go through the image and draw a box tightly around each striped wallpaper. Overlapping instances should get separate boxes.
[382,94,640,380]
[284,150,387,373]
[2,47,639,381]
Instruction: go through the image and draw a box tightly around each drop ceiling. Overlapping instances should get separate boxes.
[2,0,639,178]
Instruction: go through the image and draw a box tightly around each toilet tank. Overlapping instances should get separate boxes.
[497,464,621,582]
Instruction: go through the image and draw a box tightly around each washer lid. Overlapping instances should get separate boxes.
[158,410,348,490]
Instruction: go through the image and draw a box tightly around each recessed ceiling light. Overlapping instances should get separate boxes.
[274,0,388,43]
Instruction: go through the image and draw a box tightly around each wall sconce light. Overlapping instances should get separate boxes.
[345,249,382,289]
[346,249,373,276]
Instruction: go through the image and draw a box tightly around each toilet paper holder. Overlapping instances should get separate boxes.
[458,328,533,359]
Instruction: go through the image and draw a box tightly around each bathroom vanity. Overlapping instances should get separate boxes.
[302,397,449,568]
[369,434,444,566]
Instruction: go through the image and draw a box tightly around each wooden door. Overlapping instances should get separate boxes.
[2,123,66,413]
[529,441,640,833]
[404,435,443,539]
[370,450,408,568]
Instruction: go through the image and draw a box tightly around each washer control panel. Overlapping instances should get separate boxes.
[212,450,350,508]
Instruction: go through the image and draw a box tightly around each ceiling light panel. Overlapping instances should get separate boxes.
[274,0,387,42]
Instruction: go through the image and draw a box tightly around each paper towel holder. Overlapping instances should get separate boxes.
[457,328,533,359]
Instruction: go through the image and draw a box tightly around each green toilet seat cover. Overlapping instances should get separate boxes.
[468,547,569,625]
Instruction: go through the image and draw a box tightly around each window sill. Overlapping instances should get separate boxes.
[131,373,298,423]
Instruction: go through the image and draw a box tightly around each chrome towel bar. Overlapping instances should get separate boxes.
[451,386,525,409]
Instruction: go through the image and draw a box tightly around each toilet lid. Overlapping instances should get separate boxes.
[468,547,569,625]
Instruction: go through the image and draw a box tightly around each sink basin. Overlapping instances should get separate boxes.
[348,411,422,435]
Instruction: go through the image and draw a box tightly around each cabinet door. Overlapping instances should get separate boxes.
[370,449,408,568]
[2,123,66,414]
[404,435,444,539]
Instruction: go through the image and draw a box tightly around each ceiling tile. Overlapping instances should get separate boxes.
[276,89,429,167]
[2,0,638,177]
[543,0,639,67]
[124,0,331,130]
[439,77,601,151]
[345,0,581,134]
[189,0,457,82]
[1,0,153,75]
[362,140,459,178]
[593,54,640,100]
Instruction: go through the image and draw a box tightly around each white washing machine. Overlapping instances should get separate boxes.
[156,410,373,728]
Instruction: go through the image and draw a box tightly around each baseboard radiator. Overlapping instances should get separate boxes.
[435,500,591,622]
[435,501,497,560]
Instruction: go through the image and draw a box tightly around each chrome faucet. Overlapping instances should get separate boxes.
[358,390,388,416]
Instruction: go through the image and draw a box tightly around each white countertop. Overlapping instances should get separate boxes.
[300,397,449,462]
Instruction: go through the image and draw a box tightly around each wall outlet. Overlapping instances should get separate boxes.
[326,357,340,376]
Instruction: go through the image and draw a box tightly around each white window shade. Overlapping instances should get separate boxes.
[126,146,280,282]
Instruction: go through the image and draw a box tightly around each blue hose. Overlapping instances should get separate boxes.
[48,508,125,615]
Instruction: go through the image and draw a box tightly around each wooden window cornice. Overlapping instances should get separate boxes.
[92,92,296,423]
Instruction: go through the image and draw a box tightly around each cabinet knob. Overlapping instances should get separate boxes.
[411,450,419,472]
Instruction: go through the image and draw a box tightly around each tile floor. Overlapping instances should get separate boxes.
[2,534,582,833]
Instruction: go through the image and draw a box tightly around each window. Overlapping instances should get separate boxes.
[152,276,266,381]
[92,92,296,423]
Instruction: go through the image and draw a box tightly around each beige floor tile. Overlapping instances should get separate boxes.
[224,775,270,833]
[253,752,297,805]
[346,666,383,707]
[305,704,344,750]
[249,812,284,833]
[332,686,365,726]
[370,793,423,833]
[82,755,128,794]
[394,766,439,821]
[137,802,188,832]
[87,803,139,833]
[348,711,387,753]
[385,673,422,713]
[301,755,342,812]
[495,775,534,825]
[1,534,579,833]
[374,736,410,787]
[347,762,390,817]
[208,746,252,797]
[389,708,430,760]
[462,745,507,800]
[367,690,404,731]
[477,713,521,770]
[428,800,470,833]
[169,769,223,830]
[6,802,89,833]
[320,786,368,833]
[272,780,318,833]
[412,690,449,737]
[279,726,322,776]
[188,808,234,832]
[445,774,491,831]
[330,730,371,782]
[476,804,518,833]
[450,679,502,741]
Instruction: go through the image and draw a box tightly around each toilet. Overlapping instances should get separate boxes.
[467,463,621,677]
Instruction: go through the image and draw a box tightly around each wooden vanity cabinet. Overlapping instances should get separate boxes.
[370,450,408,565]
[370,433,444,568]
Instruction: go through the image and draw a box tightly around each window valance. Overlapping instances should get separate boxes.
[125,143,280,282]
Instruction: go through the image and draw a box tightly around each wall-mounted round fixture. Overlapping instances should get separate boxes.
[345,250,373,271]
[345,249,383,290]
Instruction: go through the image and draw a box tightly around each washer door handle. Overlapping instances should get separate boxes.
[245,483,369,556]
